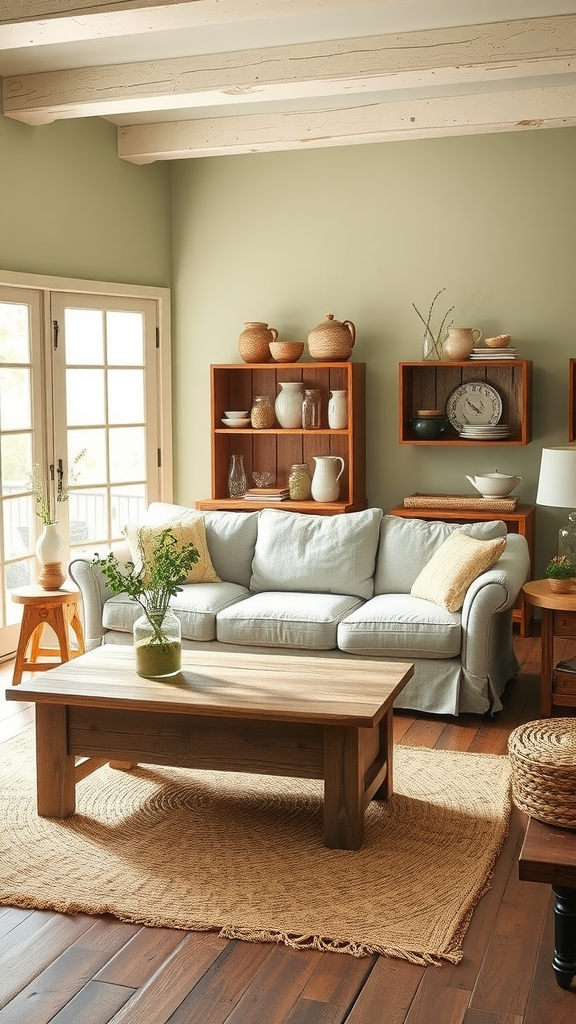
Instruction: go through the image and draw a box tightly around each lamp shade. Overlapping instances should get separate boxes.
[536,446,576,508]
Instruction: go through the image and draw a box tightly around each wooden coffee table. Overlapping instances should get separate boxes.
[5,645,413,850]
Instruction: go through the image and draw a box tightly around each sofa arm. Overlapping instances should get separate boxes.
[68,557,113,650]
[460,533,530,677]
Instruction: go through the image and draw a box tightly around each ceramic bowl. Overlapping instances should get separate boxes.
[269,341,304,363]
[221,417,250,428]
[224,410,249,418]
[484,335,511,348]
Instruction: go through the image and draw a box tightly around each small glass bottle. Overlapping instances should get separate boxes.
[302,389,321,429]
[228,454,247,497]
[288,462,312,500]
[133,610,181,679]
[250,395,275,429]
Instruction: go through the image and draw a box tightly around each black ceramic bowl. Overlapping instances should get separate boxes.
[410,414,450,441]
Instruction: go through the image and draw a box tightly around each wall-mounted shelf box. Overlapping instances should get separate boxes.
[399,360,532,445]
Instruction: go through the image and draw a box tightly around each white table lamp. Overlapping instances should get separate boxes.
[535,446,576,562]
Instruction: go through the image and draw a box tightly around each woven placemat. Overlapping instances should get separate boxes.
[508,719,576,828]
[403,493,518,512]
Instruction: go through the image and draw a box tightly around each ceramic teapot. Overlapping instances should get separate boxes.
[307,314,356,362]
[466,469,522,499]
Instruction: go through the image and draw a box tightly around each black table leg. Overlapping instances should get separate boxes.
[552,886,576,989]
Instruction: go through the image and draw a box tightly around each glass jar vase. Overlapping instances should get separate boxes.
[228,454,247,497]
[134,609,182,679]
[302,389,321,429]
[250,395,275,429]
[288,462,312,500]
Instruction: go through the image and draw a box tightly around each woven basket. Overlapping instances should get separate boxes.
[508,719,576,828]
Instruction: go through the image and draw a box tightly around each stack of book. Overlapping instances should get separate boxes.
[244,487,290,502]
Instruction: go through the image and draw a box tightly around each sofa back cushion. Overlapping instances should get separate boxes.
[374,515,508,594]
[250,507,383,599]
[143,502,258,588]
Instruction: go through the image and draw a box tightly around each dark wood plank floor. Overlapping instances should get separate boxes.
[1,633,575,1023]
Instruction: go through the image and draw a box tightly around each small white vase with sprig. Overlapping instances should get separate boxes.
[32,451,85,590]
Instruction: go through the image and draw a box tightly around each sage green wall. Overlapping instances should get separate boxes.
[171,127,576,575]
[0,114,172,285]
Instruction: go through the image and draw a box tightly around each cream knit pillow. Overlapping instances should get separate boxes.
[410,530,506,612]
[123,517,221,584]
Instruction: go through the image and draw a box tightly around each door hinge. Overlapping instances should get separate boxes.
[53,320,60,350]
[157,449,162,468]
[156,327,160,349]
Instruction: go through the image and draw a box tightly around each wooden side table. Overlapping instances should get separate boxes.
[519,816,576,989]
[11,585,85,685]
[522,580,576,717]
[389,501,536,636]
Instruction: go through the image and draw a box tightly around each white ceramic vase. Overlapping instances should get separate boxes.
[328,390,348,429]
[311,456,345,502]
[275,382,304,428]
[36,523,66,590]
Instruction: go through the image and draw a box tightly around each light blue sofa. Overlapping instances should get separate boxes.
[69,501,530,717]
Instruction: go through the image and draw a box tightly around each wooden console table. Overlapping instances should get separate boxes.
[519,815,576,989]
[389,500,535,636]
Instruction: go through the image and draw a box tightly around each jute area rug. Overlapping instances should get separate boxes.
[0,730,511,966]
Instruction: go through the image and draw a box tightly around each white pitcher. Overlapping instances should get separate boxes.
[311,456,345,502]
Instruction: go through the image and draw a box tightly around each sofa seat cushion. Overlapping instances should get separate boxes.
[337,594,461,658]
[250,507,383,599]
[216,591,364,649]
[102,582,250,642]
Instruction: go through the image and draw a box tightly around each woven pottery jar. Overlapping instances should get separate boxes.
[238,322,277,363]
[307,314,356,362]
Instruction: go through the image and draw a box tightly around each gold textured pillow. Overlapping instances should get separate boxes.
[410,530,506,612]
[123,517,221,584]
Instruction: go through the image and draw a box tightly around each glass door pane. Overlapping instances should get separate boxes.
[50,294,160,556]
[0,287,45,658]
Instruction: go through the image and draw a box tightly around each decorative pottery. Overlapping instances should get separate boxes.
[411,412,449,441]
[442,327,483,361]
[238,322,278,363]
[311,455,345,502]
[484,335,511,349]
[307,314,356,362]
[328,390,348,429]
[275,382,304,428]
[227,454,247,497]
[288,462,312,500]
[548,578,574,594]
[269,341,304,363]
[466,470,522,498]
[133,609,182,678]
[35,523,66,590]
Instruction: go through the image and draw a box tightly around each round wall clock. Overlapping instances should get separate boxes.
[445,381,502,432]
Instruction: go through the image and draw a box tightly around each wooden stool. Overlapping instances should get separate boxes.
[12,585,85,685]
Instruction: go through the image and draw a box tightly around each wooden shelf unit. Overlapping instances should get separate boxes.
[399,360,532,445]
[196,361,366,515]
[389,500,536,636]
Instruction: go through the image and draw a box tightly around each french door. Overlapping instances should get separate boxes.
[0,277,171,658]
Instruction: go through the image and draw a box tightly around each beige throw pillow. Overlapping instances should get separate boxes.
[123,517,221,584]
[410,530,506,612]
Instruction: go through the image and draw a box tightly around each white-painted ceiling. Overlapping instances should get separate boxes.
[1,1,576,162]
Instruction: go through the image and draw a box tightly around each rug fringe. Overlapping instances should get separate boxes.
[217,926,462,966]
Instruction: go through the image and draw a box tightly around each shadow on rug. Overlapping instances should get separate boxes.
[0,731,511,964]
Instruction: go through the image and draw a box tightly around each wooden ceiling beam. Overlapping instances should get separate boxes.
[3,16,576,125]
[117,84,576,162]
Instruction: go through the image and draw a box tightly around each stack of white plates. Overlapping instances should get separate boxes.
[470,348,519,360]
[459,424,511,440]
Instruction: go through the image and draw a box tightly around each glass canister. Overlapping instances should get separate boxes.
[302,389,321,429]
[288,462,312,500]
[250,395,275,429]
[134,610,182,679]
[228,454,247,497]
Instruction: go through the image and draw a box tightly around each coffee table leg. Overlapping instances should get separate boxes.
[324,725,363,850]
[552,886,576,989]
[373,711,393,801]
[35,704,76,817]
